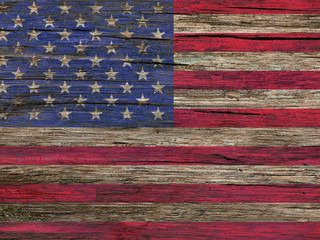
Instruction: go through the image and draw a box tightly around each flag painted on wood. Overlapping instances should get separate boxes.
[1,0,320,239]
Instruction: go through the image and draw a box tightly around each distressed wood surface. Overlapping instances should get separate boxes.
[0,165,319,185]
[0,203,320,222]
[174,14,320,33]
[174,52,320,71]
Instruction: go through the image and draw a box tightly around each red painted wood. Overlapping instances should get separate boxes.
[174,0,320,14]
[175,71,320,90]
[0,184,319,203]
[1,146,320,165]
[175,109,320,128]
[1,222,320,239]
[175,33,320,52]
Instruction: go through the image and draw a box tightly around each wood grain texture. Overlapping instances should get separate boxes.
[0,165,319,184]
[1,203,320,222]
[3,127,320,146]
[174,33,320,52]
[174,90,320,109]
[174,71,320,90]
[2,146,320,165]
[1,222,320,240]
[174,109,320,127]
[174,14,320,33]
[1,184,320,203]
[174,52,320,71]
[174,0,320,14]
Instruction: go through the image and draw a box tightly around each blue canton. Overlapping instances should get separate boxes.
[0,0,173,127]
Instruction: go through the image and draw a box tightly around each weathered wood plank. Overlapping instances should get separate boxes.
[1,222,320,239]
[2,127,320,146]
[174,14,320,33]
[0,165,319,184]
[174,52,320,71]
[1,184,320,203]
[174,89,320,109]
[0,203,320,222]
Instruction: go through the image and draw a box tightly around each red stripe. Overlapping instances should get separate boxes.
[1,222,319,239]
[1,146,320,165]
[175,71,320,90]
[0,184,319,203]
[175,109,320,128]
[174,33,320,52]
[174,0,320,14]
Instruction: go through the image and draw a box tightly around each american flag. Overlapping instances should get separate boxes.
[0,0,320,239]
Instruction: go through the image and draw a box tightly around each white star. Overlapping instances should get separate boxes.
[90,82,102,94]
[90,2,103,14]
[136,94,149,105]
[59,29,71,41]
[14,41,23,53]
[75,15,85,27]
[74,41,87,53]
[153,2,163,13]
[74,95,87,107]
[137,68,149,80]
[90,54,103,67]
[0,55,7,66]
[91,107,103,120]
[60,81,71,94]
[0,81,8,93]
[59,55,71,67]
[28,81,40,93]
[13,15,24,28]
[43,95,55,106]
[0,112,8,120]
[136,15,148,27]
[121,54,133,67]
[43,41,55,53]
[29,54,40,67]
[152,107,164,120]
[0,2,9,14]
[28,1,40,14]
[59,2,71,14]
[90,28,102,41]
[29,108,40,120]
[0,30,9,41]
[152,55,165,67]
[12,68,24,80]
[59,108,72,120]
[122,107,133,119]
[106,94,118,106]
[121,82,133,94]
[122,2,133,14]
[137,41,148,54]
[28,30,40,41]
[152,81,164,94]
[106,41,117,54]
[43,15,54,28]
[44,68,55,80]
[105,15,118,27]
[121,28,133,38]
[75,68,86,79]
[105,68,118,80]
[152,28,165,39]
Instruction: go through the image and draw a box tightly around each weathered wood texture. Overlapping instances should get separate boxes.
[2,146,320,165]
[174,52,320,71]
[174,14,320,33]
[1,184,320,203]
[0,203,320,222]
[174,71,320,90]
[174,89,320,108]
[1,222,320,239]
[0,165,319,184]
[3,127,320,146]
